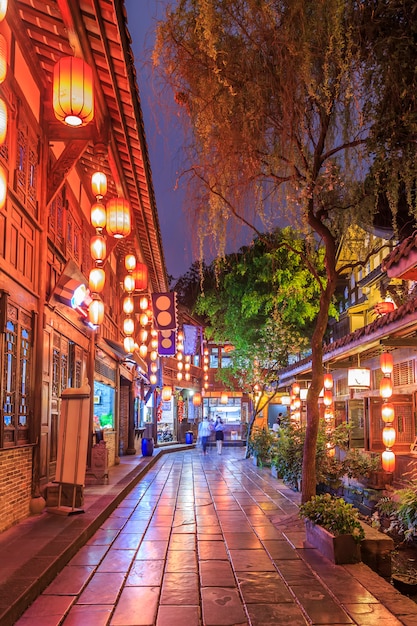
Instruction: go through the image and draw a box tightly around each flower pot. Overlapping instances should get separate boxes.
[392,574,417,596]
[304,519,361,564]
[141,437,154,457]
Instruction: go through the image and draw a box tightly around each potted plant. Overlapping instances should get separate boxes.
[248,426,274,467]
[300,493,365,564]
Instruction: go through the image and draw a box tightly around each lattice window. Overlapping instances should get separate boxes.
[393,361,414,386]
[15,112,38,217]
[48,189,65,253]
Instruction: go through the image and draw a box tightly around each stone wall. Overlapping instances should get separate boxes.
[0,447,32,532]
[103,430,116,467]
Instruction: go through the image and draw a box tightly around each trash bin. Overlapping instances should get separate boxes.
[185,431,193,445]
[141,437,154,457]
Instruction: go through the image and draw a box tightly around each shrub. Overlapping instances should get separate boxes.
[248,426,275,466]
[300,493,365,543]
[343,449,380,480]
[375,481,417,542]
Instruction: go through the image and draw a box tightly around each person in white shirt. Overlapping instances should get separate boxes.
[198,417,212,455]
[272,413,282,433]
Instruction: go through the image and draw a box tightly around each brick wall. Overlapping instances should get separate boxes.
[119,385,129,455]
[0,447,32,532]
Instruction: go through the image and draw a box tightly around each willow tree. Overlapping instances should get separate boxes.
[153,1,410,502]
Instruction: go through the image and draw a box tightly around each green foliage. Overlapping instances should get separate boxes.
[343,449,381,480]
[300,493,365,543]
[248,427,275,467]
[375,482,417,542]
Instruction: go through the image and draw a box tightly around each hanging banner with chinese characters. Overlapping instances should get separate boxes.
[183,324,199,355]
[158,330,176,356]
[151,292,177,331]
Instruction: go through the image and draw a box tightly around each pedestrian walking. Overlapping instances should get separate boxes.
[198,416,212,455]
[214,415,225,454]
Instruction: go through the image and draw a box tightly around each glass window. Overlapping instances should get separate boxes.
[220,348,232,368]
[209,347,219,368]
[93,381,115,430]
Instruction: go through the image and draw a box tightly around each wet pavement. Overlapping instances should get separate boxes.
[3,445,417,625]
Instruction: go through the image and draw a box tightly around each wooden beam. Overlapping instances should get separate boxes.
[47,140,89,207]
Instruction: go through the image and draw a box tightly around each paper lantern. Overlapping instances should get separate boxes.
[90,202,106,230]
[380,376,393,399]
[323,373,333,390]
[90,234,106,264]
[139,313,149,326]
[323,389,333,407]
[53,57,94,127]
[220,392,228,405]
[123,296,134,315]
[193,392,202,406]
[123,317,135,336]
[381,402,395,423]
[382,449,395,473]
[185,372,190,381]
[0,34,7,84]
[124,274,135,293]
[150,362,158,373]
[106,198,131,239]
[380,352,393,375]
[125,254,136,272]
[292,382,300,396]
[0,163,6,209]
[91,171,107,199]
[177,372,183,381]
[0,97,7,145]
[177,361,183,371]
[124,336,135,353]
[162,386,172,401]
[133,263,148,291]
[139,344,148,358]
[139,328,148,343]
[150,374,157,385]
[89,267,105,293]
[0,0,8,23]
[88,298,104,325]
[139,296,149,311]
[382,426,396,449]
[150,350,158,361]
[348,368,371,389]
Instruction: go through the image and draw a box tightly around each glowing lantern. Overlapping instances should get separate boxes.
[380,376,393,399]
[90,234,106,264]
[150,374,157,385]
[185,372,190,381]
[0,98,7,145]
[292,382,300,396]
[133,263,148,291]
[382,426,396,449]
[123,296,134,315]
[381,449,395,473]
[53,57,94,127]
[88,298,104,325]
[91,171,107,199]
[124,274,135,293]
[381,402,395,423]
[204,382,209,389]
[380,352,393,375]
[139,344,148,358]
[0,0,8,23]
[150,337,158,350]
[139,313,149,327]
[0,163,6,209]
[0,34,7,84]
[106,198,131,239]
[193,392,202,406]
[323,389,333,407]
[348,368,371,389]
[139,296,148,311]
[123,317,135,336]
[220,393,228,405]
[150,362,158,373]
[89,267,105,293]
[124,336,135,353]
[162,386,172,402]
[177,361,183,371]
[90,202,106,230]
[294,397,301,410]
[150,350,158,361]
[323,373,333,390]
[139,328,148,343]
[125,254,136,272]
[177,372,183,381]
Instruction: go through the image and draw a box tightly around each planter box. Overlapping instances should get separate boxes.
[304,520,361,564]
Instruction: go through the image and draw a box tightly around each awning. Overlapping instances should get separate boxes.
[103,338,148,377]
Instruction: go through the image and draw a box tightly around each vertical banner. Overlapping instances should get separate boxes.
[183,324,198,355]
[158,330,176,356]
[151,292,177,331]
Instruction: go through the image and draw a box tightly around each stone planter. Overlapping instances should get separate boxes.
[304,519,361,564]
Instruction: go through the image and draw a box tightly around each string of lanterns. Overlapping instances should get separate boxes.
[380,352,395,473]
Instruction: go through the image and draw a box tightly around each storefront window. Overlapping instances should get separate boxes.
[93,381,115,430]
[157,397,174,443]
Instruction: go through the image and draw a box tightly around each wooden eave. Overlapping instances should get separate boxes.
[12,0,169,294]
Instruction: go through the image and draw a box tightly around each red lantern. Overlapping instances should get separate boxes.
[193,392,202,406]
[139,344,148,358]
[382,426,396,449]
[380,352,393,375]
[292,382,300,396]
[323,389,333,407]
[123,296,134,315]
[162,386,172,401]
[106,198,131,239]
[381,402,395,423]
[0,98,7,145]
[379,376,393,399]
[88,297,104,325]
[381,449,395,473]
[323,373,333,390]
[0,0,8,23]
[91,171,107,200]
[0,34,7,84]
[0,163,6,209]
[124,336,135,354]
[53,57,94,127]
[90,202,106,231]
[133,263,148,291]
[125,254,136,272]
[89,267,105,293]
[123,317,135,336]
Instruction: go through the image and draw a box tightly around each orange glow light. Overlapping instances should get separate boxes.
[89,267,105,293]
[106,198,131,239]
[381,402,395,423]
[91,171,107,199]
[90,234,106,264]
[0,34,7,84]
[0,98,7,145]
[90,202,106,230]
[379,376,393,399]
[382,426,396,449]
[88,298,104,325]
[380,352,394,375]
[53,57,94,127]
[381,449,395,473]
[133,263,148,291]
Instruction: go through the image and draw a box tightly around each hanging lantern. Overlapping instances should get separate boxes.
[220,392,228,405]
[139,344,148,358]
[380,376,393,399]
[381,402,395,423]
[323,389,333,407]
[177,361,183,371]
[133,263,148,291]
[382,449,395,473]
[123,317,135,336]
[88,297,104,325]
[0,34,7,84]
[91,171,107,200]
[294,397,301,410]
[150,362,158,373]
[124,336,135,354]
[90,202,106,231]
[124,274,135,293]
[184,362,190,371]
[106,198,131,239]
[177,372,183,381]
[150,350,158,361]
[125,254,136,272]
[382,426,396,449]
[150,337,158,350]
[292,382,300,396]
[193,392,202,406]
[139,313,149,327]
[139,296,149,311]
[348,368,371,388]
[323,373,333,390]
[380,352,393,375]
[123,295,134,315]
[281,395,291,405]
[185,372,190,381]
[162,386,172,402]
[0,163,6,209]
[139,328,148,343]
[150,374,157,385]
[0,97,7,145]
[90,234,106,264]
[89,267,105,293]
[0,1,8,23]
[53,56,94,127]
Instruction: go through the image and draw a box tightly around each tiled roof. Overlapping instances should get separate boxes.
[383,231,417,272]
